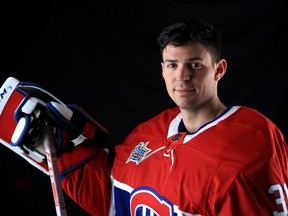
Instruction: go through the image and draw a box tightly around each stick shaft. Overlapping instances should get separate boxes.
[43,125,67,216]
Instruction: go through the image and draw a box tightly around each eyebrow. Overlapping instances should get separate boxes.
[163,57,203,63]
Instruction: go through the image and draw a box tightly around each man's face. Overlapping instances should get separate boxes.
[161,43,224,111]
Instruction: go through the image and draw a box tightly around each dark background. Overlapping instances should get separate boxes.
[0,0,287,215]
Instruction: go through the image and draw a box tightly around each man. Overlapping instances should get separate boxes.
[1,19,288,215]
[61,19,288,215]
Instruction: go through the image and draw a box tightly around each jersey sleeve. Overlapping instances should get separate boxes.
[60,147,112,216]
[216,128,288,215]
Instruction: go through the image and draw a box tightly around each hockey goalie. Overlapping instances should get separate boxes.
[1,75,288,216]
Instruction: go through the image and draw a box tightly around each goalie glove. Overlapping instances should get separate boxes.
[0,77,110,177]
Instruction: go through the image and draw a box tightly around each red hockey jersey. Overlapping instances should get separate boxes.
[62,105,288,215]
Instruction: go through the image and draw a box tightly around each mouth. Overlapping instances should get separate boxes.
[174,88,195,96]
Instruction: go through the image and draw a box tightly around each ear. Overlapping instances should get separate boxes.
[215,59,227,81]
[161,62,164,78]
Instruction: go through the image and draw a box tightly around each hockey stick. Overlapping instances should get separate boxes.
[43,124,68,216]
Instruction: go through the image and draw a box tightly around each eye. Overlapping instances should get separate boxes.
[166,63,177,68]
[189,62,202,69]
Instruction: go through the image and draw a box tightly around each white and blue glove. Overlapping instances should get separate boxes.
[0,76,110,176]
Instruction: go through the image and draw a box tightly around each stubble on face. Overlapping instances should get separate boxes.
[162,44,217,112]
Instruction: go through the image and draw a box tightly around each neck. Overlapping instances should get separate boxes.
[180,102,227,133]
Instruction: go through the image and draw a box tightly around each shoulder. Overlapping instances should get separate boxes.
[226,105,286,149]
[214,106,287,170]
[230,106,278,129]
[143,106,180,126]
[130,106,180,135]
[148,106,180,123]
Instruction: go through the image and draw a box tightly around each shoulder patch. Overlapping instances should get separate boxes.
[126,141,151,165]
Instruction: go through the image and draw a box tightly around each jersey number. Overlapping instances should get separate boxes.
[268,183,288,216]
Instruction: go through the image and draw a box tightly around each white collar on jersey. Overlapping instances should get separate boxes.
[167,105,241,144]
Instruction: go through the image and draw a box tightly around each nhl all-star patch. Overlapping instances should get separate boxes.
[126,141,151,164]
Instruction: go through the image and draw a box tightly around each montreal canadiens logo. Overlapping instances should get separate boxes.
[126,141,151,164]
[130,187,174,215]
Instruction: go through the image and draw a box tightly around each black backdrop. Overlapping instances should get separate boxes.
[0,1,288,215]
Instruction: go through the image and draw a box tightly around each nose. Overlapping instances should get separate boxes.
[176,66,191,81]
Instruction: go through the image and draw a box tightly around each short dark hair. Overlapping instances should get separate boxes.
[157,19,222,62]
